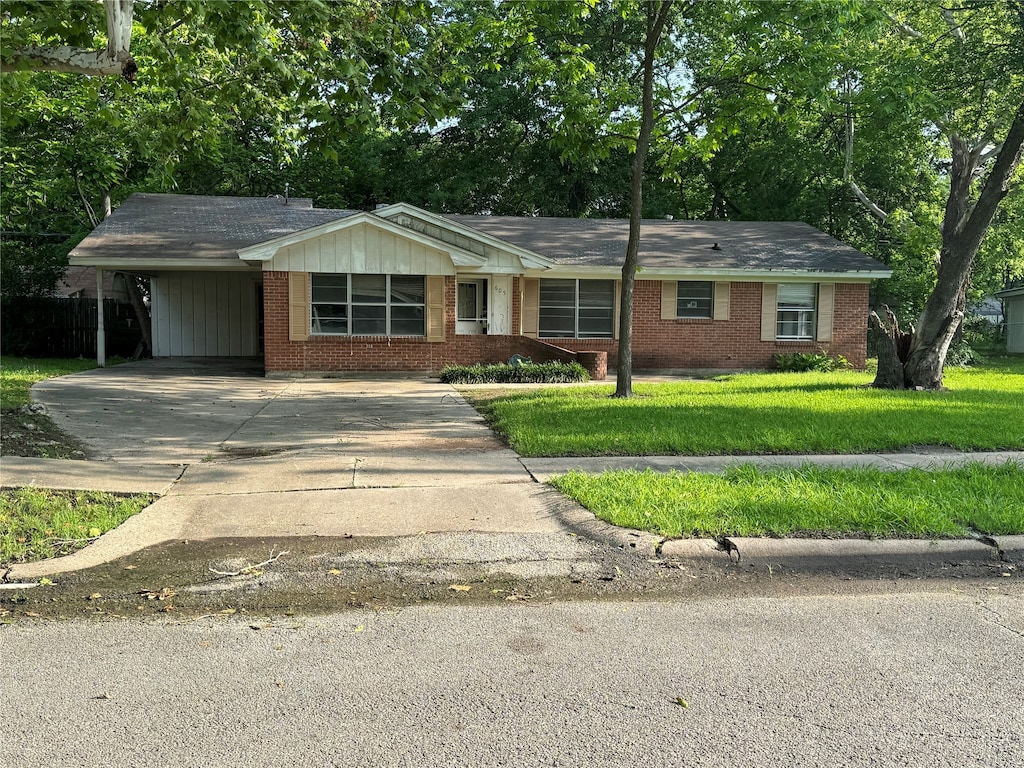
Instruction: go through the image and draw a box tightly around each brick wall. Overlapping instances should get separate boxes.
[264,272,870,373]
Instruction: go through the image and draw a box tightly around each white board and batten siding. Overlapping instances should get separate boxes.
[152,271,261,356]
[267,222,455,276]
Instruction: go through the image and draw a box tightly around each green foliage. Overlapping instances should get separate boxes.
[0,238,76,298]
[551,462,1024,538]
[440,361,589,384]
[773,351,849,372]
[477,359,1024,456]
[0,488,154,565]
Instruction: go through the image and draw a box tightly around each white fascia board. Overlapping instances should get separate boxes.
[375,202,556,270]
[523,267,893,281]
[236,210,486,266]
[68,256,259,272]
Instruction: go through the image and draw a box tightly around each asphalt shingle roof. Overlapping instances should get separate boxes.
[71,194,887,275]
[443,215,885,273]
[70,193,358,262]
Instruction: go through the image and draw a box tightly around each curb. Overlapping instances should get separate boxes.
[550,495,1017,572]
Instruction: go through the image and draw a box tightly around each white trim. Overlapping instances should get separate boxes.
[69,257,261,271]
[237,211,486,266]
[523,267,891,281]
[375,203,556,270]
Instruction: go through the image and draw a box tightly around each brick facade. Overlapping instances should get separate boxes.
[264,272,870,374]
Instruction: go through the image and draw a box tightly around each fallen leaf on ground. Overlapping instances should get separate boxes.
[675,698,689,709]
[449,584,472,592]
[87,593,102,600]
[328,569,342,575]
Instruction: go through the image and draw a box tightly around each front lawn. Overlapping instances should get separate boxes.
[551,462,1024,538]
[0,356,99,409]
[471,358,1024,456]
[0,356,101,458]
[0,488,155,566]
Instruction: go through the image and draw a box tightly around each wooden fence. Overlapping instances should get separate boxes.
[1,297,143,358]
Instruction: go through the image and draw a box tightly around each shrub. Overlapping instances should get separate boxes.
[773,351,849,372]
[439,361,589,384]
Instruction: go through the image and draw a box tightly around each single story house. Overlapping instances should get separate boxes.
[996,286,1024,354]
[69,193,891,377]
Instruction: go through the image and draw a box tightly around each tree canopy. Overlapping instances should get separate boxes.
[2,0,1022,382]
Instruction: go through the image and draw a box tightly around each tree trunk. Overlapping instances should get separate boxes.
[614,0,674,398]
[122,274,153,356]
[873,98,1024,389]
[0,0,136,79]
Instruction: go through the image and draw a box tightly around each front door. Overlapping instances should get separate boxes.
[456,279,488,334]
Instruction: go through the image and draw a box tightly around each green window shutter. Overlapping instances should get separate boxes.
[289,272,310,342]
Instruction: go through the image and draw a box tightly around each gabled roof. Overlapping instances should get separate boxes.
[443,216,887,275]
[68,194,891,279]
[70,193,357,266]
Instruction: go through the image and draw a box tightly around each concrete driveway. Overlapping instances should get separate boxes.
[17,358,579,576]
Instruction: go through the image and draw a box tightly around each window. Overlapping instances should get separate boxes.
[776,283,816,340]
[676,281,713,318]
[539,279,615,339]
[311,274,425,336]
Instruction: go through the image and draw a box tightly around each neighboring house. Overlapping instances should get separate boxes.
[996,286,1024,354]
[57,266,131,302]
[68,193,892,376]
[970,297,1004,326]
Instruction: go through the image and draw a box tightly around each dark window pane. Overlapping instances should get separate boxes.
[578,308,614,338]
[676,281,712,318]
[539,307,575,337]
[540,279,576,308]
[579,280,614,309]
[391,275,425,304]
[391,305,425,336]
[352,274,387,304]
[314,318,348,334]
[311,274,347,303]
[352,304,387,335]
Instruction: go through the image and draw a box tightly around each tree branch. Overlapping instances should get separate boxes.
[941,9,966,42]
[0,0,136,79]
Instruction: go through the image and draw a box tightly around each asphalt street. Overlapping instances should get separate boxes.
[4,583,1022,767]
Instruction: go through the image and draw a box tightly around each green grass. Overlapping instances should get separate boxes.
[0,488,154,565]
[551,462,1024,538]
[474,358,1024,456]
[0,356,100,409]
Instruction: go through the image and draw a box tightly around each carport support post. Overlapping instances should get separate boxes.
[96,267,106,367]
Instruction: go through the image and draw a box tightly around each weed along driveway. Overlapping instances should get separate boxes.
[12,358,577,577]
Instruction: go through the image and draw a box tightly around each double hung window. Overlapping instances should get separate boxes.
[311,274,426,336]
[776,283,816,340]
[539,279,615,339]
[676,281,713,319]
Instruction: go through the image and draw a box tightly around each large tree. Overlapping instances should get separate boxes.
[850,2,1024,388]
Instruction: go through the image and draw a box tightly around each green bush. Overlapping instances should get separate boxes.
[440,361,589,384]
[773,351,849,372]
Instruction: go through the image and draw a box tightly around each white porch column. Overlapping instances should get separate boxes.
[96,267,106,367]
